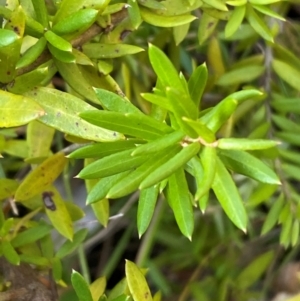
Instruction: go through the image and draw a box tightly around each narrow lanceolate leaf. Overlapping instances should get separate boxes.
[218,149,281,185]
[0,90,44,127]
[196,146,217,201]
[56,229,88,259]
[15,152,67,201]
[261,194,284,235]
[126,260,153,301]
[137,186,159,237]
[107,146,182,199]
[43,186,73,241]
[246,4,273,42]
[90,277,107,301]
[140,142,200,189]
[148,44,185,93]
[236,251,274,290]
[212,157,248,231]
[77,149,147,179]
[25,87,121,142]
[224,89,263,104]
[83,43,144,59]
[217,138,279,150]
[272,59,300,92]
[86,172,130,204]
[93,88,142,114]
[52,9,98,35]
[11,223,53,248]
[166,168,194,239]
[199,97,238,132]
[132,130,185,156]
[225,5,246,37]
[140,7,196,28]
[71,270,93,301]
[92,199,109,227]
[44,30,72,52]
[141,93,173,111]
[166,87,198,120]
[188,63,208,108]
[80,111,172,140]
[2,240,20,265]
[69,140,137,159]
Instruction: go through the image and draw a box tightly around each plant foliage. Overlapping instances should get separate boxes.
[0,0,299,300]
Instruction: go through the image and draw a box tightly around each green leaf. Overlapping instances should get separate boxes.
[11,222,53,248]
[126,260,153,301]
[140,142,200,189]
[56,229,88,259]
[72,270,94,301]
[141,93,173,111]
[291,220,299,247]
[225,5,245,37]
[128,0,142,29]
[203,0,228,11]
[173,23,190,45]
[148,44,185,92]
[272,59,300,92]
[0,179,18,200]
[196,146,217,201]
[83,43,144,59]
[92,199,110,227]
[261,194,284,235]
[77,149,147,179]
[2,240,20,265]
[30,0,47,28]
[236,251,274,289]
[80,111,172,140]
[45,30,72,52]
[86,172,131,204]
[48,43,76,63]
[166,168,194,239]
[217,65,265,86]
[54,60,99,103]
[69,140,137,159]
[15,152,68,201]
[252,4,285,21]
[246,4,273,42]
[217,138,279,150]
[137,186,159,237]
[224,89,263,104]
[212,157,248,231]
[93,88,142,114]
[12,67,49,95]
[132,131,185,156]
[0,90,44,128]
[199,97,238,132]
[16,37,47,69]
[52,8,98,35]
[43,186,73,241]
[280,214,292,248]
[25,87,121,142]
[188,63,208,108]
[248,183,277,206]
[53,0,110,24]
[218,149,281,185]
[140,7,196,27]
[166,87,198,120]
[107,146,182,199]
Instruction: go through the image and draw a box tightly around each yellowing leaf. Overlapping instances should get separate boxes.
[43,186,74,241]
[0,90,44,127]
[125,260,153,301]
[15,152,67,201]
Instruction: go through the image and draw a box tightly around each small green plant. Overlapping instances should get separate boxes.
[1,0,300,300]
